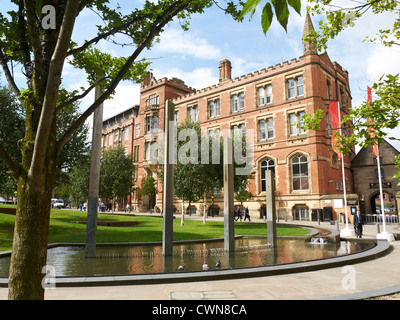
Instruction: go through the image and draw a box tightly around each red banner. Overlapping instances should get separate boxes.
[329,101,343,160]
[366,86,379,157]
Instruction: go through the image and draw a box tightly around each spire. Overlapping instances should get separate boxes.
[302,13,317,55]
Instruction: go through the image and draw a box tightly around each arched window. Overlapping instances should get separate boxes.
[260,158,275,192]
[292,154,309,191]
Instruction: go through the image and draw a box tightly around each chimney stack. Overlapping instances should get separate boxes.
[219,59,232,83]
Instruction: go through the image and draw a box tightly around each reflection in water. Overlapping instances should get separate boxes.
[0,238,373,277]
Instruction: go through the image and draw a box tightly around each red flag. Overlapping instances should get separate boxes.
[329,101,343,161]
[366,86,379,157]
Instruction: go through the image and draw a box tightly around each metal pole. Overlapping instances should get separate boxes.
[85,83,103,258]
[162,100,175,255]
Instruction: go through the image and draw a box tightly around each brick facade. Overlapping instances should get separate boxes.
[102,14,359,221]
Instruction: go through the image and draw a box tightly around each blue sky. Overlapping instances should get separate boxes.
[1,1,400,151]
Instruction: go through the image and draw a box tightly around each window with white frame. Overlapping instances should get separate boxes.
[232,92,245,113]
[259,118,274,141]
[153,115,158,131]
[146,94,159,107]
[145,116,151,133]
[287,76,304,99]
[208,99,220,118]
[108,134,112,146]
[257,84,272,106]
[135,124,140,138]
[187,105,198,122]
[260,158,275,192]
[124,126,129,140]
[175,110,179,123]
[289,111,306,136]
[292,154,309,191]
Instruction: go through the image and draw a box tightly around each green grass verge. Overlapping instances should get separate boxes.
[0,205,309,252]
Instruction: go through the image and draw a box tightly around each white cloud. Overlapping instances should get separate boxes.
[153,67,218,89]
[366,45,400,82]
[102,83,140,120]
[155,28,222,60]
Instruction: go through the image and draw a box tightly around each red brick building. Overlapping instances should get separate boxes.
[104,14,357,220]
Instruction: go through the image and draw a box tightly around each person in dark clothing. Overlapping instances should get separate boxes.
[235,206,242,221]
[244,207,251,222]
[353,210,364,238]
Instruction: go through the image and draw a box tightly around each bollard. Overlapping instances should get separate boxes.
[376,223,381,234]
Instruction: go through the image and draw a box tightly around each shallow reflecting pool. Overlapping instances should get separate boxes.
[0,238,374,277]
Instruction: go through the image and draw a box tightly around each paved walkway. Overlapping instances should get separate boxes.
[1,215,400,300]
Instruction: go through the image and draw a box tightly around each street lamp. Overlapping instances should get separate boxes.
[389,137,400,141]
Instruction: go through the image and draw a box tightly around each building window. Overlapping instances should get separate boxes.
[145,116,151,133]
[153,115,158,131]
[124,127,129,141]
[133,145,139,162]
[292,205,309,221]
[175,111,179,123]
[209,99,220,118]
[257,85,272,106]
[331,154,338,168]
[232,123,245,136]
[326,79,332,99]
[260,158,275,192]
[146,94,159,107]
[259,118,274,141]
[232,93,245,113]
[144,142,150,160]
[287,76,304,99]
[188,105,198,122]
[292,154,309,191]
[135,124,140,138]
[108,134,112,146]
[208,128,220,139]
[289,111,306,136]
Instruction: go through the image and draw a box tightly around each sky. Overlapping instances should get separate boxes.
[2,0,400,151]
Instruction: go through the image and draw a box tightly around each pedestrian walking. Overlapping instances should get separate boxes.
[235,206,242,221]
[353,210,364,238]
[244,206,251,222]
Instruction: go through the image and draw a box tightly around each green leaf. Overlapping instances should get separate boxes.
[261,3,274,34]
[239,0,261,20]
[271,0,289,31]
[288,0,301,15]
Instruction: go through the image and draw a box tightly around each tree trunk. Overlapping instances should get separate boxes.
[8,156,56,299]
[8,107,57,300]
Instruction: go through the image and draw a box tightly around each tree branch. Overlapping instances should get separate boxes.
[66,13,152,57]
[56,76,109,112]
[57,1,191,154]
[0,142,24,181]
[0,48,21,100]
[29,0,81,187]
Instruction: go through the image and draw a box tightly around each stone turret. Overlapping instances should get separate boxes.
[302,13,317,55]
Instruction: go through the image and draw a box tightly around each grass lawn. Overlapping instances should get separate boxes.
[0,205,309,252]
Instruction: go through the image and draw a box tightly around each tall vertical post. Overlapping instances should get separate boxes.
[162,100,175,256]
[223,135,235,252]
[266,170,277,246]
[85,84,103,258]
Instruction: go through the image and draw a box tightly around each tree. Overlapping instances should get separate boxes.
[100,146,135,210]
[68,151,91,206]
[0,0,245,300]
[138,176,158,211]
[0,84,24,200]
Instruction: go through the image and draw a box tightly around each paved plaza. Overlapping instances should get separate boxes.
[1,215,400,300]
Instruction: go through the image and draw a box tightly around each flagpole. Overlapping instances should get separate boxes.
[337,101,355,237]
[376,146,395,241]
